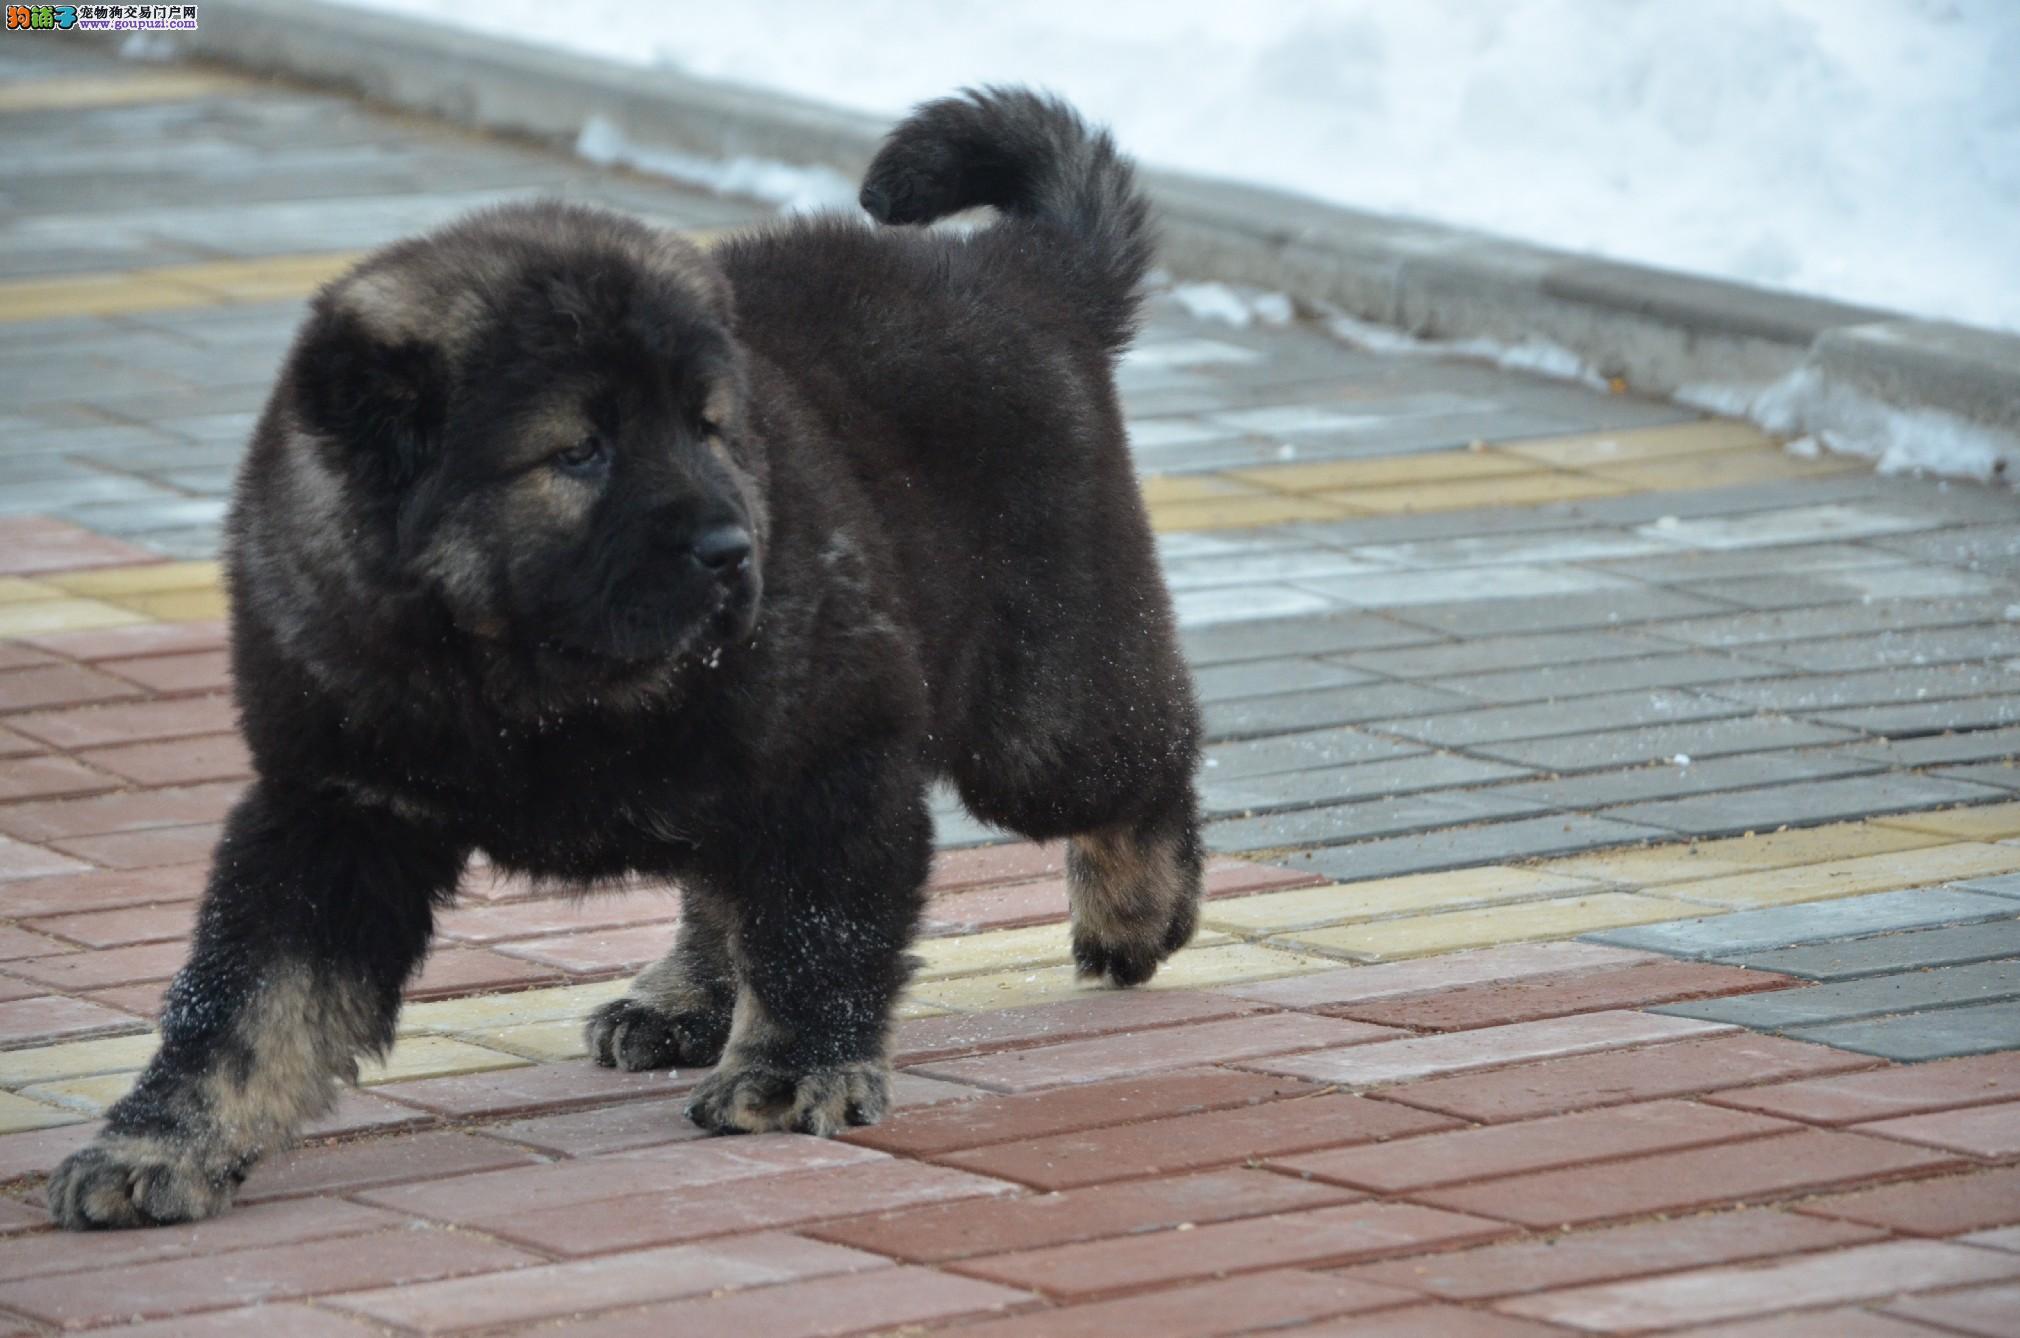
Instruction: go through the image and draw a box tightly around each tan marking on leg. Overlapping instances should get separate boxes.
[1068,820,1200,985]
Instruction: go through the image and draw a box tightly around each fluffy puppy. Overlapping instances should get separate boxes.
[48,88,1201,1229]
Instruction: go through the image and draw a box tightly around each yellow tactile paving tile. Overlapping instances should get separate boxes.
[1576,448,1867,491]
[0,1090,88,1134]
[16,1072,133,1117]
[1656,841,2020,909]
[0,250,367,324]
[399,980,625,1036]
[1149,494,1349,532]
[0,1032,160,1089]
[0,273,216,322]
[1273,891,1707,962]
[0,578,65,604]
[1873,801,2020,842]
[1139,474,1267,506]
[462,1019,591,1063]
[908,942,1332,1011]
[1317,471,1637,514]
[102,588,229,621]
[1224,448,1537,494]
[356,1035,531,1085]
[43,561,222,598]
[0,69,257,113]
[1489,419,1775,468]
[1202,865,1604,935]
[1540,822,1950,886]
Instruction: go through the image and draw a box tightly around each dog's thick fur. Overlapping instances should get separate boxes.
[48,89,1201,1229]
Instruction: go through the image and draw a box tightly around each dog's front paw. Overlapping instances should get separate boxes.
[48,1134,238,1230]
[586,996,728,1071]
[683,1057,890,1137]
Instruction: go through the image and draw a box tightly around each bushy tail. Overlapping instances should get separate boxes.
[860,87,1152,351]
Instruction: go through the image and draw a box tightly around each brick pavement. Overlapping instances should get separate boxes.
[0,36,2017,1336]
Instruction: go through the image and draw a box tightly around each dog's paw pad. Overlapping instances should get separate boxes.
[585,997,726,1071]
[683,1058,890,1137]
[1072,896,1198,988]
[48,1135,235,1231]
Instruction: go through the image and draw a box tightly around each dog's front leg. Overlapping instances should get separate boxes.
[682,749,931,1137]
[47,782,465,1229]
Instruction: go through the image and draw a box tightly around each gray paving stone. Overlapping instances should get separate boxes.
[1699,663,2020,714]
[1589,542,1905,584]
[1740,625,2020,675]
[1957,874,2020,901]
[1642,598,2015,650]
[1585,889,2019,959]
[1282,507,1605,550]
[1190,657,1372,703]
[1602,773,2006,836]
[1204,725,1423,782]
[1812,697,2020,736]
[1867,522,2020,576]
[1655,960,2020,1030]
[1934,762,2020,792]
[1381,586,1736,637]
[1345,528,1670,570]
[1160,548,1396,591]
[1728,921,2020,980]
[58,496,231,535]
[1204,680,1476,742]
[1201,752,1531,818]
[1489,751,1880,811]
[1431,652,1784,704]
[0,474,173,513]
[129,526,226,560]
[1297,814,1668,882]
[1370,689,1747,748]
[1180,612,1433,666]
[1840,727,2020,768]
[1469,717,1863,773]
[1786,1000,2020,1061]
[1334,630,1654,679]
[1204,790,1546,854]
[1564,476,1906,526]
[1666,576,1871,612]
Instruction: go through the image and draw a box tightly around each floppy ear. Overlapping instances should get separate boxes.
[287,297,448,494]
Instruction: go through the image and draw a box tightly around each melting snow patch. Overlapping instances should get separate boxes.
[575,114,861,216]
[1324,314,1608,391]
[1679,367,2015,487]
[1169,281,1296,329]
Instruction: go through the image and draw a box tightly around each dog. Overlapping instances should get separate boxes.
[48,88,1202,1229]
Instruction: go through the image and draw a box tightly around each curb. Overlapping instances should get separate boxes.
[179,0,2018,458]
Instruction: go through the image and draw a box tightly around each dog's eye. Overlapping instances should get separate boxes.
[552,433,609,475]
[698,418,723,441]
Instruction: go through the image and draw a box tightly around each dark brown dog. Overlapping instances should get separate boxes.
[49,87,1201,1229]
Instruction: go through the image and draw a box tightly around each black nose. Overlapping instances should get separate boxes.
[691,524,752,574]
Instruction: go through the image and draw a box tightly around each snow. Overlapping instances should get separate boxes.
[1680,369,2014,484]
[574,115,859,215]
[341,0,2019,335]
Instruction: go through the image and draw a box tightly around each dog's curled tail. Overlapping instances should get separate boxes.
[861,87,1151,351]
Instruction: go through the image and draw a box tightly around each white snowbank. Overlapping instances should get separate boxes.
[574,115,859,216]
[341,0,2019,335]
[1680,371,2014,485]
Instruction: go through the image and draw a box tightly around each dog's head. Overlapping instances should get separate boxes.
[275,201,765,708]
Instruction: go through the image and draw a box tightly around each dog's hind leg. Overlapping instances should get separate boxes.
[1067,783,1204,987]
[46,784,463,1229]
[586,894,737,1070]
